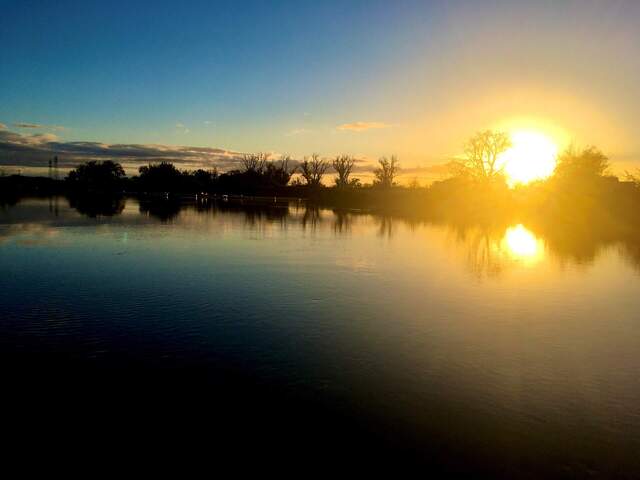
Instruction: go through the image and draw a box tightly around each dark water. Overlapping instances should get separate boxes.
[1,196,640,476]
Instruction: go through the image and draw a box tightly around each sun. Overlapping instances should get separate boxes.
[498,130,558,186]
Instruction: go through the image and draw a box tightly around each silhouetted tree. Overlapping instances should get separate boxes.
[138,162,182,192]
[265,155,293,187]
[373,156,399,188]
[242,153,269,173]
[300,154,328,188]
[66,160,126,193]
[332,155,356,188]
[462,130,511,180]
[191,168,218,192]
[555,145,609,180]
[625,169,640,189]
[217,153,293,193]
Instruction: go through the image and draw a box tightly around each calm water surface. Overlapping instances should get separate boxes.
[1,197,639,476]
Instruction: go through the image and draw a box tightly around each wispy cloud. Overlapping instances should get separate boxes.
[337,121,391,132]
[0,123,6,130]
[13,122,65,131]
[175,122,190,134]
[14,122,44,129]
[285,128,311,137]
[23,133,60,144]
[399,163,457,176]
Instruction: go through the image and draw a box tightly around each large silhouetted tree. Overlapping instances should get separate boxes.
[242,153,270,173]
[332,155,356,187]
[463,130,511,180]
[299,154,329,188]
[265,155,293,187]
[138,162,182,192]
[66,160,126,192]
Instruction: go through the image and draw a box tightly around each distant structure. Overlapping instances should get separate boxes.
[48,158,52,179]
[53,156,59,180]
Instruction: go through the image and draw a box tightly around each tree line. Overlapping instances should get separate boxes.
[24,128,632,226]
[62,128,622,196]
[4,128,638,228]
[63,152,401,195]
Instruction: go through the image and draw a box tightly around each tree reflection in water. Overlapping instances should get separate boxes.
[138,198,182,222]
[332,209,352,236]
[53,195,640,276]
[301,206,321,231]
[68,194,125,218]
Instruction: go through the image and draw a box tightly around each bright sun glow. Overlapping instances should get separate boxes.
[499,130,558,186]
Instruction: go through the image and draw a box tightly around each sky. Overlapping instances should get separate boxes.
[1,0,640,181]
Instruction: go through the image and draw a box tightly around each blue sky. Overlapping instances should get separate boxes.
[1,1,422,140]
[2,0,640,177]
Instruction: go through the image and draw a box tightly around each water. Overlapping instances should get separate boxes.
[1,196,640,476]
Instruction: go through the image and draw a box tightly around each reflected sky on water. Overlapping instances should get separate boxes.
[1,197,640,476]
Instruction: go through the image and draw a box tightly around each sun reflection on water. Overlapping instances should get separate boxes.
[502,224,544,263]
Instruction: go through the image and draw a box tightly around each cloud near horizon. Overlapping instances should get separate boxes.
[0,128,459,183]
[0,128,245,173]
[336,121,391,132]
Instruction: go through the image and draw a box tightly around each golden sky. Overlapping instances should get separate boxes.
[2,1,639,182]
